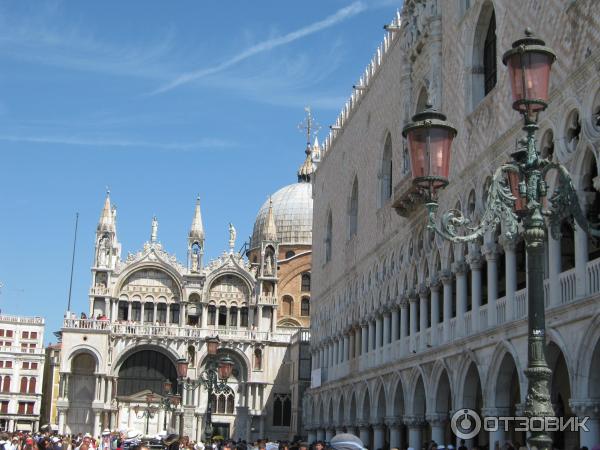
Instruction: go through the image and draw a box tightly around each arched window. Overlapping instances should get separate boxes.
[483,10,497,95]
[254,348,263,370]
[208,305,216,326]
[301,297,310,317]
[240,307,248,327]
[1,376,10,392]
[272,394,292,426]
[20,377,27,393]
[229,306,238,327]
[471,3,497,108]
[301,273,311,292]
[285,250,295,259]
[282,296,293,316]
[226,393,235,414]
[380,133,393,205]
[325,211,333,263]
[349,177,359,238]
[218,306,227,326]
[28,377,36,394]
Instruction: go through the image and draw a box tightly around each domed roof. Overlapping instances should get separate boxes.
[251,182,313,249]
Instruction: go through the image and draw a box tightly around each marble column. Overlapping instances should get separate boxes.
[430,278,441,345]
[441,271,453,342]
[404,416,424,450]
[344,334,350,361]
[368,319,376,352]
[58,410,66,434]
[349,331,355,360]
[375,314,383,349]
[570,400,600,449]
[427,414,447,447]
[547,233,561,306]
[400,301,409,339]
[391,306,399,342]
[361,323,368,355]
[93,410,101,438]
[575,193,590,297]
[469,251,483,333]
[383,311,391,345]
[418,284,429,337]
[358,425,370,448]
[483,243,499,327]
[386,418,402,450]
[409,292,418,336]
[501,237,517,321]
[373,423,385,450]
[454,261,468,336]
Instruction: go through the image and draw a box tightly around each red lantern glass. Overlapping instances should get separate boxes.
[163,379,173,394]
[502,30,555,119]
[176,358,189,379]
[507,171,527,213]
[217,356,234,380]
[402,103,457,197]
[172,395,181,406]
[206,336,220,356]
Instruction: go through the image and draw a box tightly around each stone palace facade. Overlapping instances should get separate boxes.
[56,146,316,440]
[305,1,600,449]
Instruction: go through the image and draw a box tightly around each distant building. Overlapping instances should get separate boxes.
[40,343,61,430]
[0,314,45,432]
[57,140,316,440]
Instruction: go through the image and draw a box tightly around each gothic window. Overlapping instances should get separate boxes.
[348,177,359,238]
[282,296,293,316]
[467,189,476,218]
[131,302,141,322]
[118,301,128,321]
[301,297,310,316]
[157,304,167,324]
[218,306,227,326]
[301,273,311,292]
[272,394,292,427]
[380,133,393,206]
[254,348,263,370]
[170,304,180,324]
[226,394,235,414]
[229,307,238,327]
[211,393,235,414]
[208,305,216,326]
[240,307,249,327]
[483,11,497,95]
[325,211,333,263]
[144,302,154,323]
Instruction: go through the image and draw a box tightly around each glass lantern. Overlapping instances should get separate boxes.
[217,355,235,380]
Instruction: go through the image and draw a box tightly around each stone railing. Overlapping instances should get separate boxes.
[62,319,295,344]
[0,346,45,355]
[0,315,44,325]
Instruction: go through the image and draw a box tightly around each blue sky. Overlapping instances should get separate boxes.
[0,0,400,341]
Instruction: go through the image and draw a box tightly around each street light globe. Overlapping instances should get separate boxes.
[176,358,189,379]
[217,355,235,380]
[502,29,556,120]
[402,102,457,198]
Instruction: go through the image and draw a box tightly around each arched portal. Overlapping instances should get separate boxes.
[547,342,577,449]
[67,353,96,435]
[461,363,484,448]
[118,350,178,397]
[493,353,523,447]
[434,370,452,445]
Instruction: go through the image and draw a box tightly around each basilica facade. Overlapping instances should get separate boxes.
[306,1,600,450]
[56,146,316,441]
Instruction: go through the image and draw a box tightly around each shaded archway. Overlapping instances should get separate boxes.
[434,369,452,445]
[411,375,429,449]
[117,349,178,397]
[547,342,577,449]
[461,363,484,448]
[67,353,96,435]
[493,352,524,447]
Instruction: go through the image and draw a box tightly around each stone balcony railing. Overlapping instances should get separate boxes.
[257,296,278,305]
[0,314,45,325]
[319,257,600,384]
[62,319,296,344]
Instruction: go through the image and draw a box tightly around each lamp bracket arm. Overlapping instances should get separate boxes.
[542,161,600,237]
[427,164,520,243]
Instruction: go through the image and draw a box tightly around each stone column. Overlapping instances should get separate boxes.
[127,302,132,321]
[570,400,600,449]
[344,333,350,361]
[483,244,499,327]
[346,426,357,436]
[307,430,317,444]
[358,424,370,448]
[325,428,334,441]
[368,319,376,352]
[386,417,402,450]
[373,423,385,450]
[404,416,424,450]
[201,304,208,327]
[409,292,418,336]
[441,271,453,342]
[93,410,101,438]
[140,302,145,324]
[469,251,483,333]
[58,410,66,434]
[575,192,590,297]
[383,311,391,345]
[427,414,447,447]
[481,407,509,450]
[430,277,441,345]
[547,233,561,306]
[375,314,383,349]
[349,331,355,360]
[316,429,325,441]
[501,237,517,321]
[418,284,429,336]
[454,261,468,336]
[361,322,368,355]
[391,306,399,342]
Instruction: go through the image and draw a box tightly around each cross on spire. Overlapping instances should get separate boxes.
[298,106,321,151]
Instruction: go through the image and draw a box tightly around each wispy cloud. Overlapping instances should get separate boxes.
[151,1,367,95]
[0,134,234,151]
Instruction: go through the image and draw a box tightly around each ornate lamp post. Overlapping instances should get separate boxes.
[176,336,235,440]
[133,383,182,435]
[403,30,594,450]
[133,394,160,436]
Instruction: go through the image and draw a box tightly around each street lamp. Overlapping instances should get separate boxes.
[404,30,595,450]
[177,336,235,440]
[133,394,159,436]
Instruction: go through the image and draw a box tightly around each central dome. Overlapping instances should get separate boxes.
[251,182,313,249]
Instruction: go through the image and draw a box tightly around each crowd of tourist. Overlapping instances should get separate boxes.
[0,431,598,450]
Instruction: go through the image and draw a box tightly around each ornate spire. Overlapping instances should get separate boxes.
[297,107,319,183]
[263,197,278,242]
[189,196,205,241]
[97,190,114,232]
